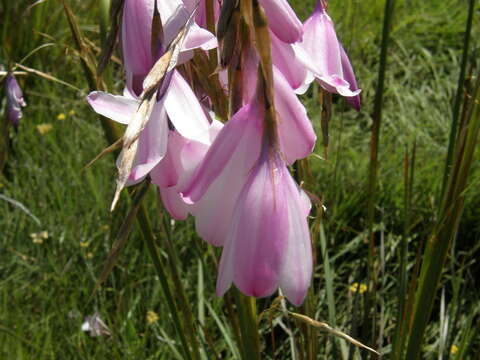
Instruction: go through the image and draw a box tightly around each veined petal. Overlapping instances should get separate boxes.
[160,186,190,220]
[217,153,289,297]
[279,176,312,306]
[182,22,217,51]
[317,75,361,98]
[87,91,138,125]
[122,0,155,80]
[150,131,183,188]
[259,0,303,43]
[340,44,361,110]
[274,67,316,163]
[295,3,361,100]
[164,70,210,143]
[181,104,261,203]
[271,31,309,91]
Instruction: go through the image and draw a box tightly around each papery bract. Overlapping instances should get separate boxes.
[216,150,312,306]
[5,73,26,127]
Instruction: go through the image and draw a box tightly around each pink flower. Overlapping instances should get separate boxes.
[122,0,217,95]
[5,73,26,128]
[216,148,312,306]
[295,1,361,110]
[87,70,210,184]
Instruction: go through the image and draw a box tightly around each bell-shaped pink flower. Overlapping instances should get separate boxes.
[216,148,312,306]
[122,0,217,95]
[295,1,361,109]
[5,73,26,128]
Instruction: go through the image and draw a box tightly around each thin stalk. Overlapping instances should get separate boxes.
[441,0,475,195]
[364,0,395,345]
[234,290,262,360]
[99,0,111,47]
[391,141,416,359]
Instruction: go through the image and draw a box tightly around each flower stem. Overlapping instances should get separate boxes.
[234,290,262,359]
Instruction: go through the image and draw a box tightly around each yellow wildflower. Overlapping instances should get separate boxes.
[37,123,53,135]
[57,113,66,121]
[146,311,159,325]
[68,110,75,116]
[86,252,94,259]
[450,345,458,355]
[349,282,367,294]
[80,241,90,248]
[30,231,49,244]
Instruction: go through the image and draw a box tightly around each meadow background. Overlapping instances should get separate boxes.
[0,0,479,358]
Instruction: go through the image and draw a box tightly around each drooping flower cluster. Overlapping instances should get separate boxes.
[87,0,360,306]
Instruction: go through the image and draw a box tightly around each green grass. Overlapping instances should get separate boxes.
[1,0,479,358]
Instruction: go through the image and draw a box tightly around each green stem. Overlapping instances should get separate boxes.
[364,0,395,345]
[441,0,475,196]
[234,290,262,360]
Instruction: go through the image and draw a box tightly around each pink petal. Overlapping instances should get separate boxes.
[279,177,312,306]
[122,0,155,82]
[164,70,210,143]
[182,23,217,51]
[181,104,261,203]
[271,30,309,91]
[150,131,183,188]
[274,67,317,164]
[295,4,361,99]
[217,153,289,297]
[127,101,169,183]
[259,0,303,43]
[159,186,190,220]
[87,91,138,124]
[340,44,361,110]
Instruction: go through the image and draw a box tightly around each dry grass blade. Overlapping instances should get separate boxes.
[288,312,380,356]
[93,180,150,295]
[82,137,123,171]
[112,15,195,211]
[14,63,81,92]
[111,94,155,211]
